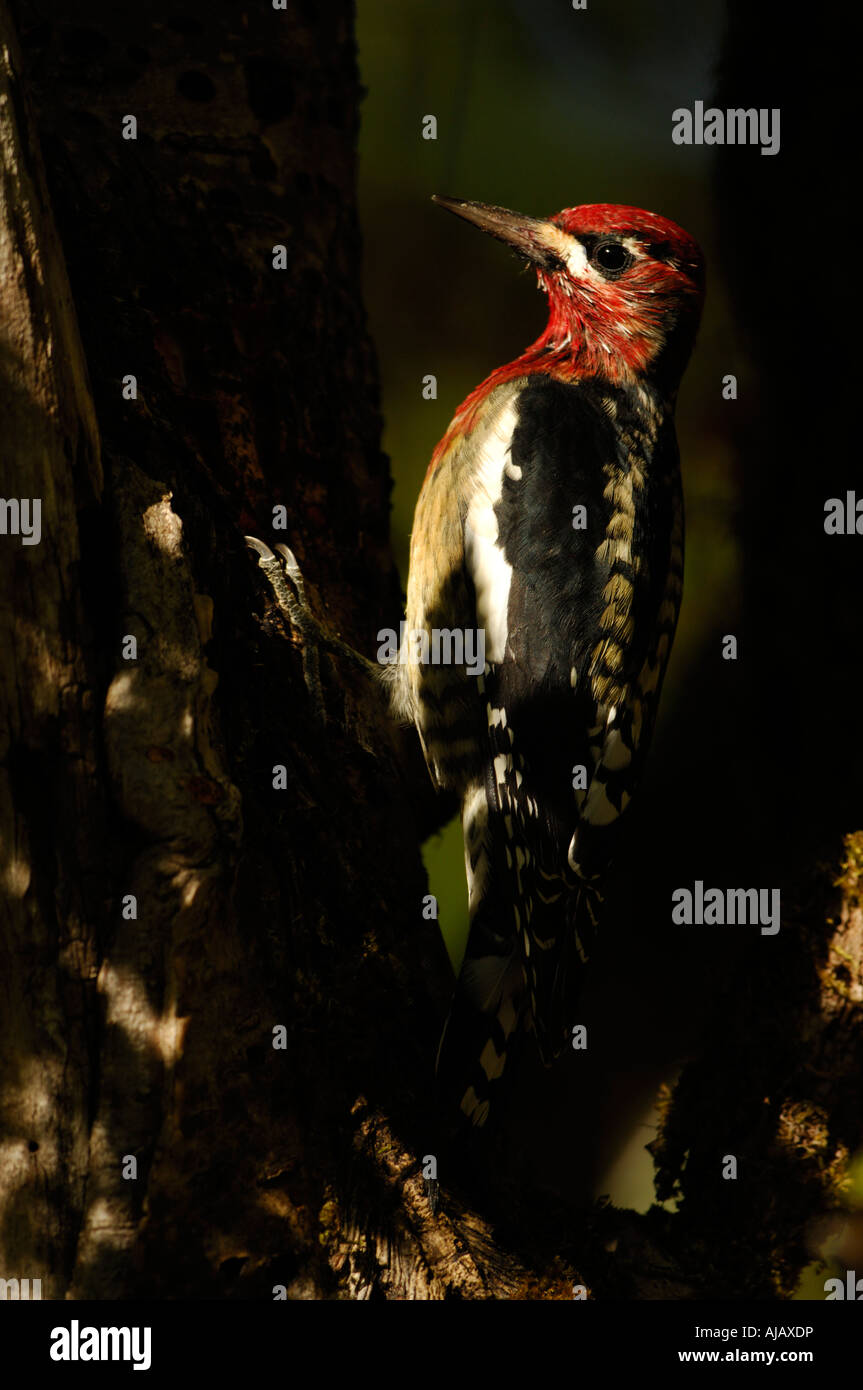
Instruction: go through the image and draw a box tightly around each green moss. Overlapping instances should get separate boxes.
[836,831,863,898]
[318,1197,340,1246]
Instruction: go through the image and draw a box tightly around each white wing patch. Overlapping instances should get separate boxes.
[462,779,490,916]
[464,397,520,664]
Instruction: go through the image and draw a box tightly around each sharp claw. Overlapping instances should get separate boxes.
[244,532,371,714]
[245,533,326,722]
[246,533,305,622]
[245,536,276,562]
[246,535,309,616]
[273,544,306,600]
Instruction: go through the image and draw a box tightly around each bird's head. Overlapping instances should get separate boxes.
[433,196,705,393]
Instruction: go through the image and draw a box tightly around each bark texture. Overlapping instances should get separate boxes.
[0,0,455,1299]
[0,7,103,1300]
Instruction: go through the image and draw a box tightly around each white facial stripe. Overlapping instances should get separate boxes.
[540,222,581,269]
[560,232,645,283]
[562,236,590,278]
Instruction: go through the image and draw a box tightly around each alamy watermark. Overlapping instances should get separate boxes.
[50,1320,151,1370]
[0,498,41,545]
[672,881,781,935]
[377,622,485,676]
[824,1270,863,1299]
[0,1276,41,1299]
[824,492,862,534]
[672,102,780,156]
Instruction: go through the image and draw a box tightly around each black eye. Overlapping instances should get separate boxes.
[591,239,634,278]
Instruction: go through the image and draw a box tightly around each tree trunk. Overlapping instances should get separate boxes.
[0,0,458,1300]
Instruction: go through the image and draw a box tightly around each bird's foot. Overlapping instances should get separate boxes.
[423,1174,441,1214]
[246,537,326,721]
[245,537,378,723]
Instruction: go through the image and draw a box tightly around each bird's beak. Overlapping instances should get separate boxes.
[432,195,567,272]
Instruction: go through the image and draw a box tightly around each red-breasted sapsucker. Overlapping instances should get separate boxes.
[390,196,705,1128]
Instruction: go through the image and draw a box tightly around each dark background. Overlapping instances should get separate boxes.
[355,0,861,1284]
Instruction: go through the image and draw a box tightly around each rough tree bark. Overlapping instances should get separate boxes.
[0,0,457,1300]
[0,0,859,1302]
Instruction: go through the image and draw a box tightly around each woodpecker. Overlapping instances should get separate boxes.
[391,196,705,1129]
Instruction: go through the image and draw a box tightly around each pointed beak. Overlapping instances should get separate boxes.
[432,195,567,272]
